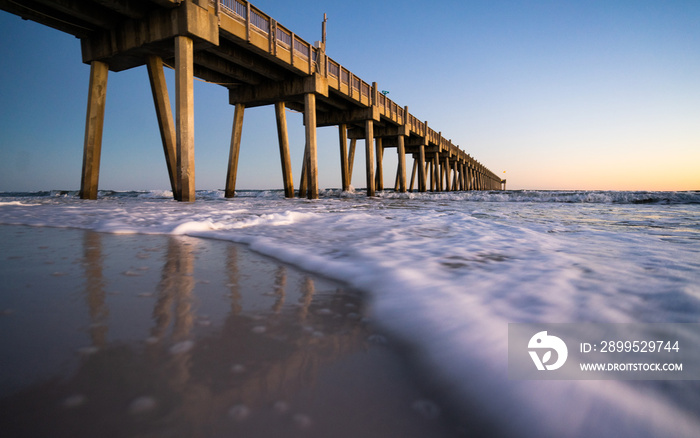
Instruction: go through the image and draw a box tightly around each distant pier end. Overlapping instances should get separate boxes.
[0,0,506,200]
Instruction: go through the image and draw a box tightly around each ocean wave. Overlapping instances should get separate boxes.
[376,190,700,204]
[5,189,699,204]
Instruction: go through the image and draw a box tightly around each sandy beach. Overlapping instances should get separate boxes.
[0,225,465,437]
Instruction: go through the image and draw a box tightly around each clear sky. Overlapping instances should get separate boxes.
[1,0,698,192]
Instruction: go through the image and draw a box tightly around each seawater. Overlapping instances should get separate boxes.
[1,189,699,437]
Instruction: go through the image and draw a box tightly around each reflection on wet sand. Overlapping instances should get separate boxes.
[1,230,372,437]
[151,236,195,345]
[83,232,108,349]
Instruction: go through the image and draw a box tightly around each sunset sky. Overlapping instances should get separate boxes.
[1,0,698,192]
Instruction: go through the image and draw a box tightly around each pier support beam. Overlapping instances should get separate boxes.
[397,134,407,193]
[80,61,109,200]
[146,56,179,200]
[427,160,433,191]
[365,120,375,196]
[175,36,195,202]
[470,165,475,191]
[304,92,318,199]
[348,138,357,187]
[299,155,307,198]
[225,103,245,198]
[375,137,383,191]
[274,102,294,198]
[444,156,451,192]
[409,159,417,191]
[339,124,349,191]
[418,145,427,192]
[433,152,440,191]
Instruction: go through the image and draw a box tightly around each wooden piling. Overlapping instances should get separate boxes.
[225,103,245,198]
[418,145,427,192]
[274,102,294,198]
[175,36,195,202]
[427,160,433,191]
[444,155,451,192]
[375,137,383,191]
[146,56,179,200]
[409,158,417,192]
[456,162,462,191]
[394,166,400,191]
[304,92,318,199]
[397,134,406,193]
[298,150,307,198]
[79,60,109,200]
[433,152,440,191]
[469,164,475,191]
[365,119,375,196]
[339,124,349,191]
[348,138,356,186]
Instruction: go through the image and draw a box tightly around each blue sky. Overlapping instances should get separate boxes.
[1,0,699,192]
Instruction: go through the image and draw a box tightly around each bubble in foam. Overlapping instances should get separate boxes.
[411,399,441,419]
[273,401,290,414]
[62,394,86,408]
[231,364,246,374]
[77,346,99,355]
[122,271,141,277]
[169,340,194,354]
[228,404,250,421]
[293,414,312,429]
[128,396,157,414]
[367,334,388,345]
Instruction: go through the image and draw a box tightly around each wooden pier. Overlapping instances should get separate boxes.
[0,0,506,201]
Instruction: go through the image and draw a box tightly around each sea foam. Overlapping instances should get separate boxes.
[1,189,699,437]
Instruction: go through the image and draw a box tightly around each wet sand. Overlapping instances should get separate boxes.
[0,225,464,437]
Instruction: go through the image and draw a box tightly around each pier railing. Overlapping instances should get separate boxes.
[214,0,417,131]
